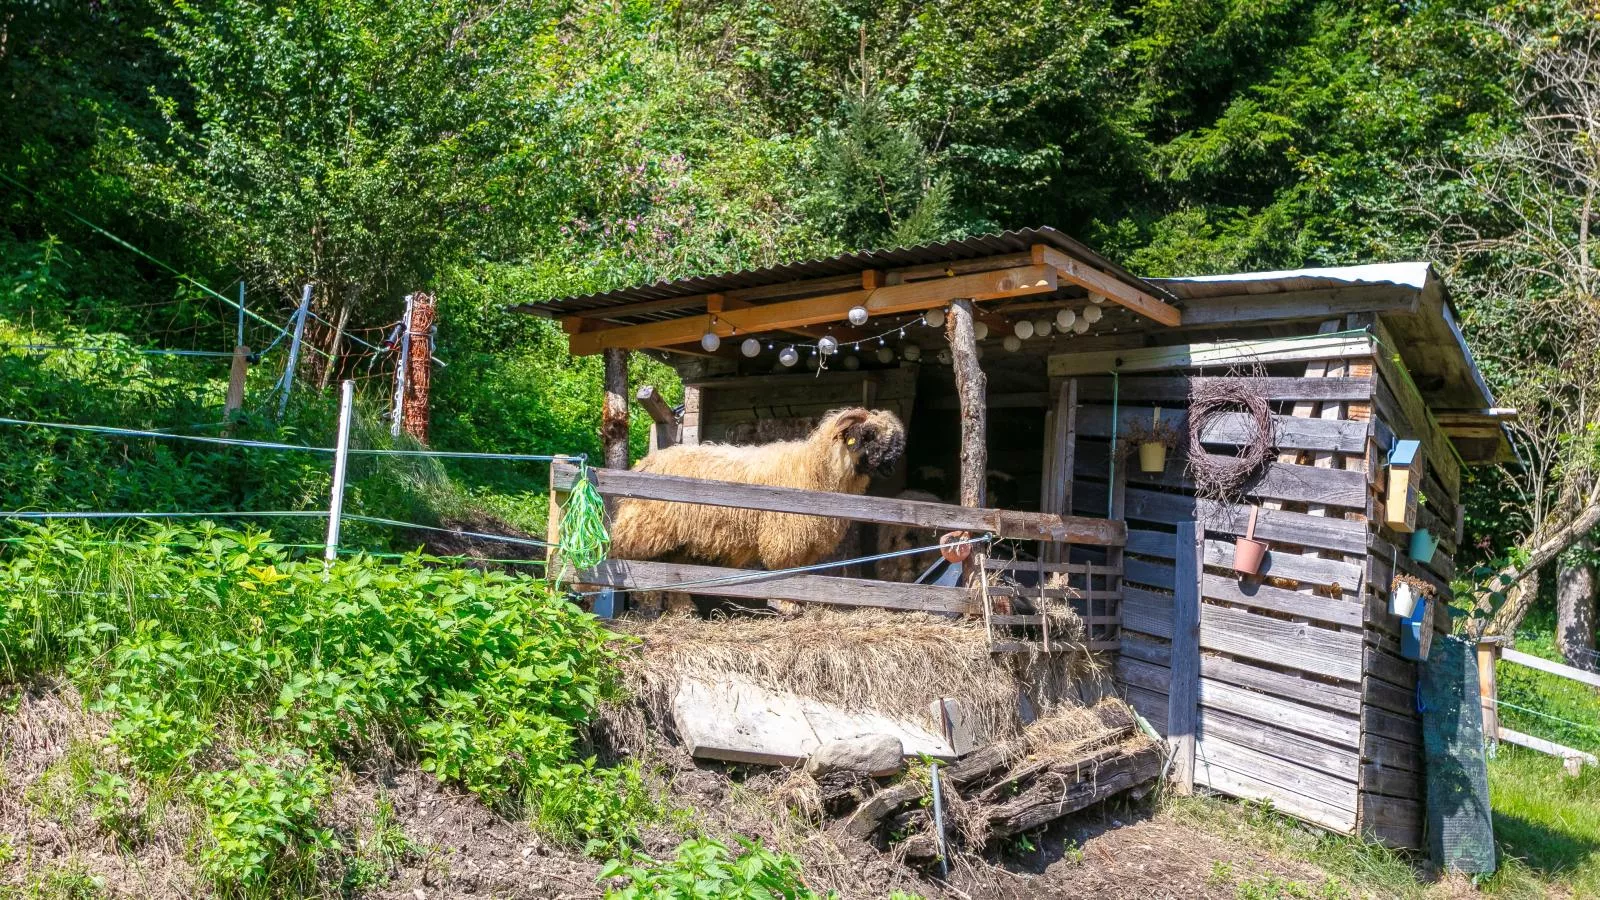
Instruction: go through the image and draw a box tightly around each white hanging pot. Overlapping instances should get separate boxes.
[1389,580,1418,618]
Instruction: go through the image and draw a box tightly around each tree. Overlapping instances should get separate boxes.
[1407,7,1600,636]
[1557,540,1597,670]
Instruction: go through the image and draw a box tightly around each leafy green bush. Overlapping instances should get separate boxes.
[0,521,648,889]
[599,837,828,899]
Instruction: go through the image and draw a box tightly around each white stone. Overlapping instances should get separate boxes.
[805,734,904,777]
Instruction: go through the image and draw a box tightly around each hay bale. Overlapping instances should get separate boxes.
[618,608,1090,749]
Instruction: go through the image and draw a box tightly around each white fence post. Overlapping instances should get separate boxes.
[325,379,355,562]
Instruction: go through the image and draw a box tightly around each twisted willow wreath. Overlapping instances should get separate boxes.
[1186,379,1277,502]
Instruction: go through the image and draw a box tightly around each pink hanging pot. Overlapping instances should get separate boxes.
[1232,506,1269,576]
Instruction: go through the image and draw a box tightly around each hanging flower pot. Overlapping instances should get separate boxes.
[1409,529,1438,565]
[1232,506,1269,576]
[1388,572,1436,619]
[1138,441,1168,473]
[1127,406,1180,474]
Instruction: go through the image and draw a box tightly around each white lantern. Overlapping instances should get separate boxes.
[1089,292,1105,304]
[902,344,922,361]
[740,337,761,358]
[818,335,839,355]
[843,354,860,370]
[1071,316,1090,334]
[973,321,989,340]
[1003,335,1022,352]
[1014,319,1034,340]
[1056,308,1076,330]
[877,346,895,364]
[1033,318,1053,337]
[700,331,721,352]
[924,308,946,329]
[847,305,870,326]
[779,346,800,367]
[1083,304,1103,324]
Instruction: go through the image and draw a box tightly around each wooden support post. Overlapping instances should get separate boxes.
[947,298,986,592]
[1477,637,1500,750]
[680,386,703,446]
[401,291,436,444]
[602,347,630,469]
[1169,521,1202,794]
[224,344,251,422]
[636,384,678,451]
[547,466,569,576]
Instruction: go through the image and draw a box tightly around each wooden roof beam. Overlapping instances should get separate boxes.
[567,264,1058,355]
[1032,244,1181,327]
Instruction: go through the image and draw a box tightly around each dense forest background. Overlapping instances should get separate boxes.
[4,0,1599,649]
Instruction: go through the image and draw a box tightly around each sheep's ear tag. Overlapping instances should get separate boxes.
[847,438,857,446]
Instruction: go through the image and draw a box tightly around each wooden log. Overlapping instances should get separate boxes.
[401,291,436,444]
[575,559,977,614]
[602,347,630,469]
[636,384,679,450]
[552,462,1126,545]
[1169,521,1201,794]
[224,345,250,420]
[985,744,1164,838]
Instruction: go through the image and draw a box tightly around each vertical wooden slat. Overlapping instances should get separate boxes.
[1478,638,1500,747]
[1169,521,1202,794]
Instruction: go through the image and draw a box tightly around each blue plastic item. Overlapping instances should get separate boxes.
[1410,529,1438,564]
[1401,596,1432,661]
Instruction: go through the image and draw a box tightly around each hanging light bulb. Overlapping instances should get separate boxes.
[899,327,907,338]
[1071,316,1090,335]
[1003,335,1022,352]
[1033,318,1053,337]
[843,355,860,371]
[1083,304,1103,324]
[818,335,839,355]
[1089,292,1105,304]
[877,346,895,364]
[902,344,922,361]
[701,330,721,352]
[924,308,946,329]
[1056,308,1077,330]
[1014,319,1035,340]
[973,321,989,340]
[779,346,799,367]
[740,337,761,358]
[847,305,870,326]
[766,342,774,350]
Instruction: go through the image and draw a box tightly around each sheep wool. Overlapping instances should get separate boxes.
[608,408,907,570]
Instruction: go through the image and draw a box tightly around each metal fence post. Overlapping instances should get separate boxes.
[277,284,313,419]
[390,293,414,438]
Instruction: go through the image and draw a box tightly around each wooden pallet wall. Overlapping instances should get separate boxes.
[1059,329,1385,838]
[686,366,919,445]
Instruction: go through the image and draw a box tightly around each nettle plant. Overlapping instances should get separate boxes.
[0,522,642,889]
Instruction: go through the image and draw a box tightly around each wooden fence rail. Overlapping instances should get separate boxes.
[1478,639,1599,773]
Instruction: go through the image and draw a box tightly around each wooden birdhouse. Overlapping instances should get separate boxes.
[1386,439,1423,533]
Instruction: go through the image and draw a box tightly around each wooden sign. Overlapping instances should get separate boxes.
[1386,439,1423,533]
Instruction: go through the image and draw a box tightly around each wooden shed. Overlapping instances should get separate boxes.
[520,228,1513,849]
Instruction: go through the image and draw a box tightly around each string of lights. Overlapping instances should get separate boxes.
[696,293,1117,371]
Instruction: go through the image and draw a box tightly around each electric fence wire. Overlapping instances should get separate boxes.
[0,416,583,462]
[0,509,552,549]
[576,533,993,597]
[1491,696,1600,744]
[0,344,239,359]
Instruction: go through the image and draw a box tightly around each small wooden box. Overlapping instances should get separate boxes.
[1386,440,1423,533]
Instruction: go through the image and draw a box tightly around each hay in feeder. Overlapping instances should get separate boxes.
[615,608,1090,748]
[1186,376,1277,503]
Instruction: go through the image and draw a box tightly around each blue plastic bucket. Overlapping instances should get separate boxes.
[1401,596,1432,661]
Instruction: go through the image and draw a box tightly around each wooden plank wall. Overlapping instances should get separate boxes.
[1065,327,1383,838]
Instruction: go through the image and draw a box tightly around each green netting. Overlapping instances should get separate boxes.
[1419,636,1496,874]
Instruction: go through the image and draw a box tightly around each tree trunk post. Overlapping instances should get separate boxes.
[400,291,436,444]
[1477,637,1501,751]
[602,348,630,469]
[1557,539,1597,670]
[224,344,251,424]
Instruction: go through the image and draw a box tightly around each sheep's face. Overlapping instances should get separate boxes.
[824,408,907,479]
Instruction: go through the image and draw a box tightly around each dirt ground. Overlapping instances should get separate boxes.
[1,683,1427,899]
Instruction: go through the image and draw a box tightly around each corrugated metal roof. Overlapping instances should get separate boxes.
[1151,262,1434,299]
[511,226,1175,317]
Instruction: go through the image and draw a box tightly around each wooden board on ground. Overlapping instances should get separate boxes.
[575,559,978,614]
